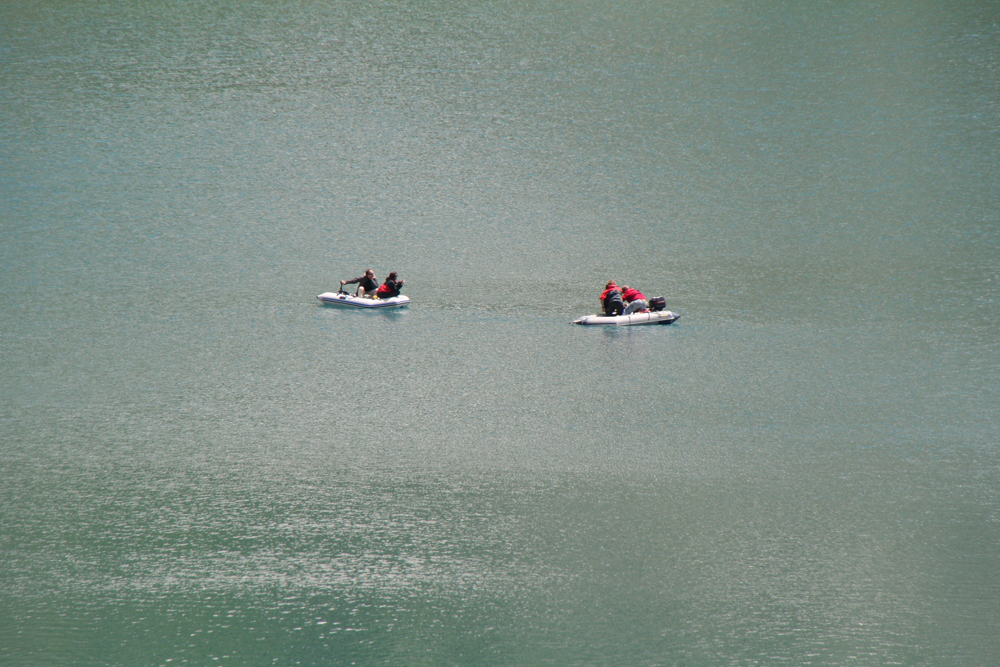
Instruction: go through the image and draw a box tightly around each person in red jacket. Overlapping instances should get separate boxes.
[375,271,405,298]
[600,281,625,316]
[621,285,648,314]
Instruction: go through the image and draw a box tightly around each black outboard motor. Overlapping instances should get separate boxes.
[648,296,666,312]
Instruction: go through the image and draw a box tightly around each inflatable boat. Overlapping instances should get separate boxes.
[317,291,410,309]
[573,311,679,326]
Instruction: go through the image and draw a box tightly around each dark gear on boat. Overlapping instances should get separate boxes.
[648,296,666,311]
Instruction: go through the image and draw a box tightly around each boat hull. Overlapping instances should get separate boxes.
[573,311,679,326]
[317,292,410,309]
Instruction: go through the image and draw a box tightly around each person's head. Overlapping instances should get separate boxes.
[606,280,617,289]
[365,268,374,278]
[621,285,630,292]
[387,271,398,281]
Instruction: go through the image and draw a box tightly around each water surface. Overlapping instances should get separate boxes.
[2,1,998,665]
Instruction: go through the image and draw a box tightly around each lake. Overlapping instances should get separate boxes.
[1,1,998,665]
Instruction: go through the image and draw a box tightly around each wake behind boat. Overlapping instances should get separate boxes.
[317,291,410,309]
[573,310,679,326]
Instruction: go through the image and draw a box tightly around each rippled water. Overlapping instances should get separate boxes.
[2,1,998,665]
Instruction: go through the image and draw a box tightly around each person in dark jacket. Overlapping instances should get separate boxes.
[376,271,405,299]
[600,281,625,316]
[342,268,379,297]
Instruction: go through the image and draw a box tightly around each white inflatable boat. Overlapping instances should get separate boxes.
[317,291,410,309]
[573,311,680,326]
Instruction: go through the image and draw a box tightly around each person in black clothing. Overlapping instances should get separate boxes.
[600,280,625,316]
[376,271,405,299]
[341,268,378,297]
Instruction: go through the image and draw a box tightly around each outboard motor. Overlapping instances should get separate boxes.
[648,296,666,311]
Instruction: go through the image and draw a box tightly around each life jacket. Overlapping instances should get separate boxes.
[622,287,645,302]
[377,279,401,298]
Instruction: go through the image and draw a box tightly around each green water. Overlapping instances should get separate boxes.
[2,1,998,665]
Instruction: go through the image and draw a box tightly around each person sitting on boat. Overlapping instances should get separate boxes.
[341,269,379,297]
[600,280,625,316]
[375,271,405,299]
[621,285,648,315]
